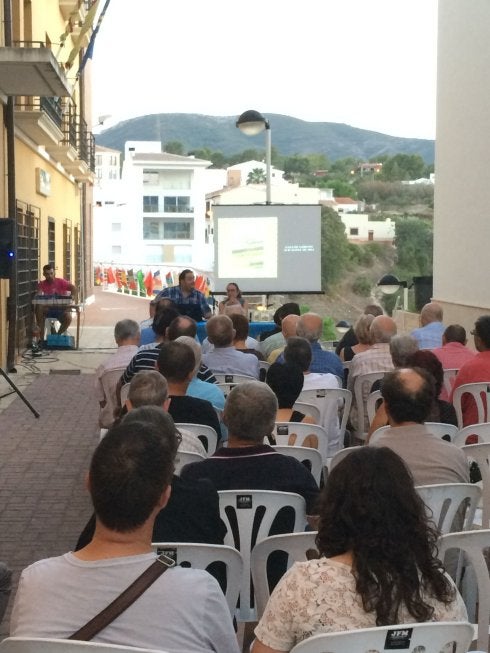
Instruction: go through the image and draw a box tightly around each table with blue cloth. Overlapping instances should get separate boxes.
[196,321,275,343]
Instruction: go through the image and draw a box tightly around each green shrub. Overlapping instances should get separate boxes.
[352,276,372,296]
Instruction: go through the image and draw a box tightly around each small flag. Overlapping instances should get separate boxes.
[144,270,154,296]
[153,270,162,291]
[127,269,137,291]
[119,269,127,287]
[115,269,122,288]
[106,267,116,284]
[165,271,173,287]
[136,270,145,295]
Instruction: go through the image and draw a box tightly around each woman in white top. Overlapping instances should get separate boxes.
[218,282,249,317]
[252,446,467,653]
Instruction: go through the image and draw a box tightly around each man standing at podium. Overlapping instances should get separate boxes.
[35,263,78,337]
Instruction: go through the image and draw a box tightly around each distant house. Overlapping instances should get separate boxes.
[340,213,395,243]
[226,160,288,187]
[357,162,383,175]
[334,197,364,213]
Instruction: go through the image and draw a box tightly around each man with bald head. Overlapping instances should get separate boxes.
[267,313,301,364]
[202,315,260,378]
[411,301,445,349]
[370,368,469,485]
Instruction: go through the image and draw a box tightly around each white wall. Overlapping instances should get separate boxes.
[340,214,395,242]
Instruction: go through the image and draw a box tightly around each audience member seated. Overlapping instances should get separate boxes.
[335,304,383,356]
[218,282,249,317]
[432,325,476,400]
[157,341,221,436]
[411,301,445,349]
[260,303,301,357]
[174,336,225,412]
[369,368,469,484]
[251,446,467,653]
[202,315,260,379]
[450,315,490,426]
[230,313,265,360]
[94,319,140,429]
[139,302,179,348]
[180,382,319,516]
[266,362,316,425]
[167,315,217,384]
[0,562,11,623]
[77,405,226,548]
[267,314,300,364]
[12,413,237,652]
[339,314,374,362]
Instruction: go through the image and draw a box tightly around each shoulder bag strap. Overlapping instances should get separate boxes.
[69,553,175,641]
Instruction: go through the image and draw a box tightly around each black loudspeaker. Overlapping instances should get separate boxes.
[0,218,15,279]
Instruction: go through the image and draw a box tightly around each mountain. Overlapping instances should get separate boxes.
[95,113,435,163]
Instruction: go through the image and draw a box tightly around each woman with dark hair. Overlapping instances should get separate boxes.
[252,447,466,653]
[218,282,249,316]
[266,362,315,425]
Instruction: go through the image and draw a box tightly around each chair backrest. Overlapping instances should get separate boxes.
[367,425,390,444]
[0,639,170,653]
[289,621,474,653]
[213,373,256,385]
[454,422,490,447]
[328,445,363,472]
[424,422,460,442]
[292,401,321,423]
[98,367,126,429]
[297,388,352,455]
[173,450,206,475]
[272,446,323,486]
[443,368,459,397]
[150,542,242,615]
[353,371,387,440]
[173,423,218,454]
[462,443,490,527]
[415,483,481,534]
[271,423,329,462]
[119,382,130,406]
[218,489,306,622]
[453,382,490,428]
[251,532,317,618]
[366,389,382,424]
[439,530,490,651]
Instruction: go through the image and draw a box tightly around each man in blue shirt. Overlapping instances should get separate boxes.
[292,312,344,379]
[155,269,211,321]
[411,301,445,349]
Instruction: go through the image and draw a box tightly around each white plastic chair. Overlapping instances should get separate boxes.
[439,530,490,651]
[289,621,474,653]
[353,371,387,441]
[453,382,490,428]
[293,401,321,423]
[328,445,363,471]
[150,542,242,615]
[272,423,329,462]
[218,489,306,622]
[462,443,490,528]
[272,445,323,486]
[454,422,490,447]
[443,368,459,397]
[98,367,126,429]
[251,531,318,618]
[174,423,218,454]
[173,450,206,475]
[298,388,352,455]
[415,483,481,534]
[213,373,256,385]
[119,382,130,406]
[0,640,170,653]
[425,422,459,442]
[366,389,382,424]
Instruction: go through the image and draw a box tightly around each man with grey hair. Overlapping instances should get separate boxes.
[411,301,445,349]
[181,382,318,514]
[125,370,206,456]
[174,336,225,411]
[202,315,260,378]
[288,312,343,378]
[95,319,140,429]
[389,334,419,367]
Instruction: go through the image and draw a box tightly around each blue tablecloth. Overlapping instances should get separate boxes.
[197,321,276,343]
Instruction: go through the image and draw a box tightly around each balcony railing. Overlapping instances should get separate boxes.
[78,117,95,171]
[163,205,194,213]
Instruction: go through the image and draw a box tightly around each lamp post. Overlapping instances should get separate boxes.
[377,274,408,311]
[236,109,271,205]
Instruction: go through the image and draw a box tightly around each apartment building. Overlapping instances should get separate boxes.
[0,0,96,367]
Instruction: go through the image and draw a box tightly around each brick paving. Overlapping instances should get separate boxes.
[0,287,150,637]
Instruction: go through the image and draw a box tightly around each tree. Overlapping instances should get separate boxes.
[165,141,184,155]
[381,154,426,181]
[247,168,266,184]
[321,207,351,290]
[283,155,312,177]
[394,217,433,278]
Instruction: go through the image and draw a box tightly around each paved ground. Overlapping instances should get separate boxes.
[0,287,150,636]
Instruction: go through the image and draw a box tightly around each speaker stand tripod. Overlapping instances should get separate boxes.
[0,367,39,418]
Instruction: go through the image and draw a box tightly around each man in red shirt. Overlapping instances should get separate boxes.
[35,263,78,338]
[432,324,476,400]
[450,315,490,425]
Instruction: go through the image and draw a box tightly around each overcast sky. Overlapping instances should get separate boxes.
[88,0,438,140]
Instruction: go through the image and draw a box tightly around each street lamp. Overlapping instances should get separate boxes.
[236,109,271,205]
[377,274,408,311]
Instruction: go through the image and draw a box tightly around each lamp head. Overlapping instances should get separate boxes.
[377,274,401,295]
[236,109,270,136]
[335,320,350,334]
